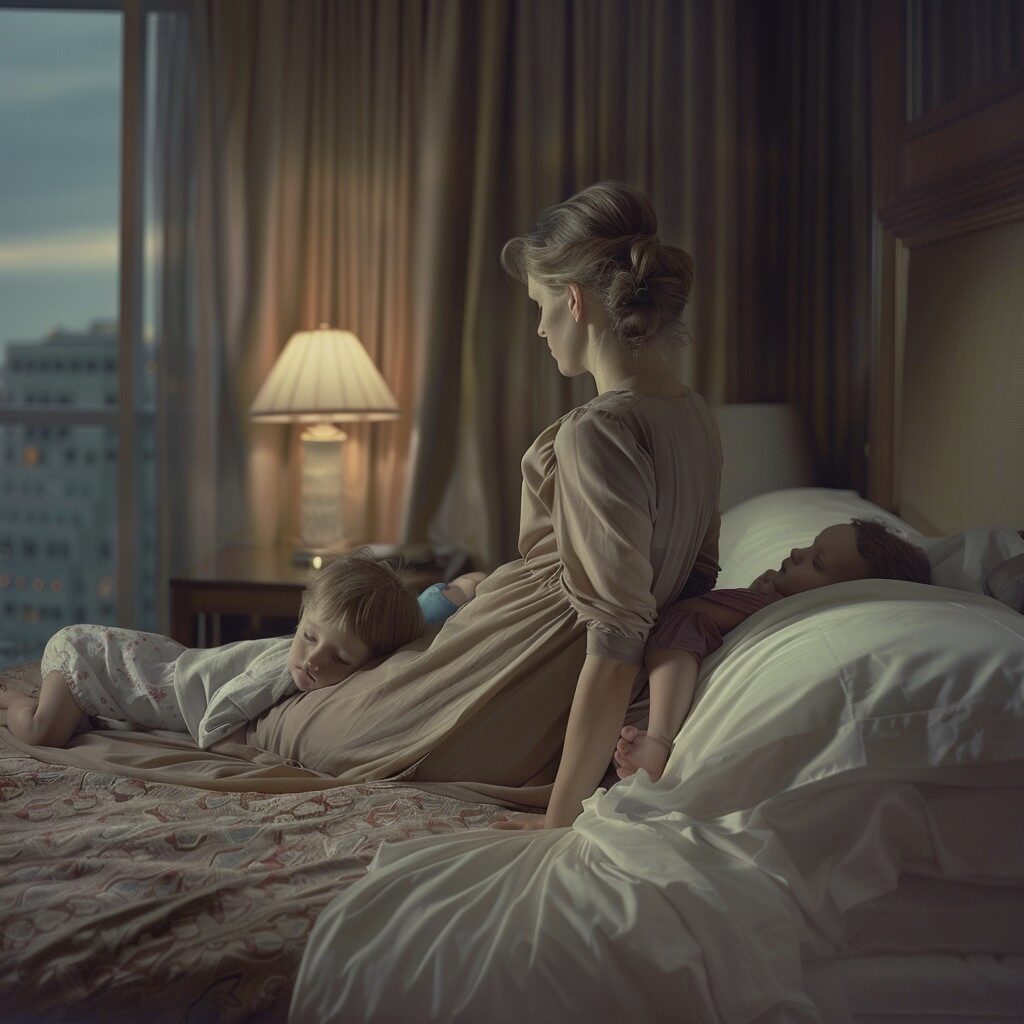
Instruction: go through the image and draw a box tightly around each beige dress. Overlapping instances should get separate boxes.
[249,387,722,810]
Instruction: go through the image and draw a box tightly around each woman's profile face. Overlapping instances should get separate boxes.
[527,275,586,377]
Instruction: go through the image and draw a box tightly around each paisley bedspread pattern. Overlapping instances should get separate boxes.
[0,661,507,1023]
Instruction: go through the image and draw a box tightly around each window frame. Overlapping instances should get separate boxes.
[0,0,187,632]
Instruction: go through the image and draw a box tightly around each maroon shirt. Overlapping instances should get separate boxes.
[648,586,781,660]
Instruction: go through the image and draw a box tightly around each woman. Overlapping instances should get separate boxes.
[249,181,722,829]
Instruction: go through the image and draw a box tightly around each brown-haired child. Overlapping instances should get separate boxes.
[612,518,932,783]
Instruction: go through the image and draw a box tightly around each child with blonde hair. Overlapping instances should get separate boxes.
[0,547,486,750]
[611,518,932,784]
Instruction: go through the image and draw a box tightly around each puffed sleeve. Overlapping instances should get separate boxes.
[552,408,658,666]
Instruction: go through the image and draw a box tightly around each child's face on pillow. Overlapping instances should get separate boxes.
[287,610,372,691]
[750,523,872,598]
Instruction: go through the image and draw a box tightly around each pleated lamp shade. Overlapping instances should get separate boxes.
[250,326,400,423]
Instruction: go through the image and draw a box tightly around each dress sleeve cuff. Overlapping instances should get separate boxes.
[585,625,647,666]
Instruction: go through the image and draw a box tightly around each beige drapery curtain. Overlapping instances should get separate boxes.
[186,0,423,557]
[734,0,872,493]
[408,0,737,568]
[162,0,737,581]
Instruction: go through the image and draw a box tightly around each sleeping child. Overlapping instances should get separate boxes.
[612,517,932,784]
[0,548,487,750]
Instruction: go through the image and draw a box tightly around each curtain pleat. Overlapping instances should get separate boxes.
[164,0,738,579]
[410,0,738,567]
[734,0,871,493]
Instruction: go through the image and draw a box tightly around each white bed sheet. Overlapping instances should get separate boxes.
[290,578,1024,1023]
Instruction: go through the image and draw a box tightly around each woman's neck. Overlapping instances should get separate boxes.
[594,347,689,398]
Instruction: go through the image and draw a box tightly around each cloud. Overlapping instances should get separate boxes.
[0,65,118,110]
[0,227,118,272]
[0,226,164,274]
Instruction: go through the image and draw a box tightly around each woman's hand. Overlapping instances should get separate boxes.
[490,812,553,831]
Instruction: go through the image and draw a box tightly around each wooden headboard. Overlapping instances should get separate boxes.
[867,0,1024,536]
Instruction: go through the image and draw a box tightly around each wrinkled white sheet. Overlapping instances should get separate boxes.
[290,582,1024,1024]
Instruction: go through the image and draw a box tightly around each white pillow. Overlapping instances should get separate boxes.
[716,487,924,589]
[921,526,1024,612]
[649,579,1024,885]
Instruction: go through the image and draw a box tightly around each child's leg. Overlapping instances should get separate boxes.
[0,671,87,748]
[38,623,187,733]
[614,649,699,782]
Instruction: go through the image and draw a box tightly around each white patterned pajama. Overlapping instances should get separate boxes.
[41,624,189,733]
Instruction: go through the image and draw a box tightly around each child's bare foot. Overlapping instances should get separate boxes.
[613,726,671,783]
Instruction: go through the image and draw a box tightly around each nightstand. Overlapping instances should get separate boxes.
[169,545,452,648]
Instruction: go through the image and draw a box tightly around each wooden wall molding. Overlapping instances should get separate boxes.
[879,139,1024,246]
[867,0,1024,518]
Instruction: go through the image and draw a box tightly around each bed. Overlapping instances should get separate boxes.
[286,488,1024,1023]
[3,485,1023,1023]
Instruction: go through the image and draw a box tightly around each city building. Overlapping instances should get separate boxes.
[0,320,155,668]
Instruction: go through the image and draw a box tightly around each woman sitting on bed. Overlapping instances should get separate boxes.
[612,518,932,784]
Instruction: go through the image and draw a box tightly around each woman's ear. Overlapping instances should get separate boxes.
[567,282,583,323]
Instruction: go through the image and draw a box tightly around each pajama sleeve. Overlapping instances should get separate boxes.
[175,638,297,749]
[551,408,659,667]
[646,588,774,667]
[646,607,724,667]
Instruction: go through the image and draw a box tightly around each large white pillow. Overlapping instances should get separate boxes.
[716,487,1024,612]
[622,578,1024,894]
[716,487,924,589]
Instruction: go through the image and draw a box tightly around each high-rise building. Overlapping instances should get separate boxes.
[0,321,156,668]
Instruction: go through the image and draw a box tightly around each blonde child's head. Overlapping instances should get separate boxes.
[287,547,425,692]
[751,518,932,598]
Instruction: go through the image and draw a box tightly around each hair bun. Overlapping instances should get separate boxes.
[500,181,695,349]
[606,239,695,346]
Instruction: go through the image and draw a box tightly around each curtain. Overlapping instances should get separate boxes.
[155,0,737,589]
[734,0,872,493]
[407,0,738,568]
[908,0,1024,120]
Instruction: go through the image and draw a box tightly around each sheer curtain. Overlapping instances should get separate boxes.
[152,0,738,595]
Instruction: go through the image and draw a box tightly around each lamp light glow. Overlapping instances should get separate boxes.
[249,325,400,563]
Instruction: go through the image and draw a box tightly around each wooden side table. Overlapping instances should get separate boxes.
[169,545,446,648]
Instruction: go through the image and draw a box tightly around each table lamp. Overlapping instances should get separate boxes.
[250,324,400,566]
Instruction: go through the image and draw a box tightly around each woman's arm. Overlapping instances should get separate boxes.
[543,653,640,828]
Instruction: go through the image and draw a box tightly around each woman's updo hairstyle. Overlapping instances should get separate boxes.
[500,181,695,355]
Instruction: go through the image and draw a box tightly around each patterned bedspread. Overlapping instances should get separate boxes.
[0,661,510,1023]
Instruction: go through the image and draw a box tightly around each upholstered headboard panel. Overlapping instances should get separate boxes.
[869,2,1024,537]
[898,219,1024,535]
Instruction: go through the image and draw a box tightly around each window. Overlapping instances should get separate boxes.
[0,2,178,670]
